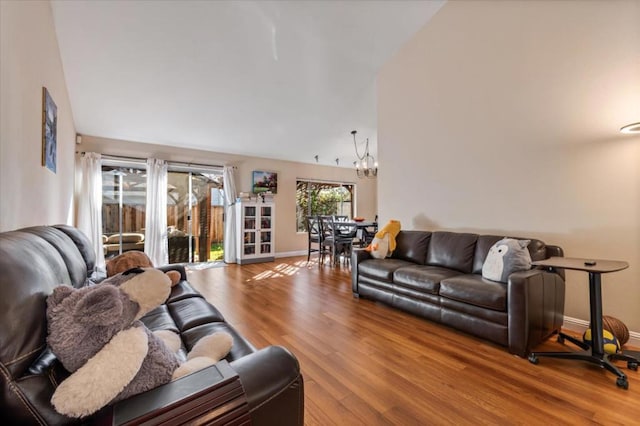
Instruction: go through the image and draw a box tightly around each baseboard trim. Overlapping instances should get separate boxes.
[563,315,640,348]
[275,250,307,259]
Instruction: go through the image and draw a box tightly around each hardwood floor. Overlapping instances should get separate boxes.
[187,257,640,425]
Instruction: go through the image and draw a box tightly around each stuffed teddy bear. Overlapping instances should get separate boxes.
[365,220,401,259]
[106,251,181,286]
[47,268,233,418]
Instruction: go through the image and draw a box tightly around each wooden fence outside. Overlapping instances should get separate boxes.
[103,204,224,245]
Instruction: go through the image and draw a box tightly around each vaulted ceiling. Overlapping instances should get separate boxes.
[51,1,444,167]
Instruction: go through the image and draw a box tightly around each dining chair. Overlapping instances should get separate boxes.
[335,221,358,265]
[306,216,322,262]
[360,223,378,248]
[319,216,338,265]
[320,217,357,266]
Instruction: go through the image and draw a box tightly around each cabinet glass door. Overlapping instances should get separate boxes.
[243,205,258,256]
[259,231,271,254]
[243,231,256,255]
[260,206,272,254]
[244,206,256,230]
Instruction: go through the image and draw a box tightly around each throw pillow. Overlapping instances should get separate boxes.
[482,238,532,283]
[369,234,390,259]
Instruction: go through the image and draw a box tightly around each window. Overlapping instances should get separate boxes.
[296,180,354,232]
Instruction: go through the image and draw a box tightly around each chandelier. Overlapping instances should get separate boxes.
[620,122,640,134]
[351,130,378,178]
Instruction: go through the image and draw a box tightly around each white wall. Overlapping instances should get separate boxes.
[378,1,640,331]
[80,135,377,255]
[0,1,76,231]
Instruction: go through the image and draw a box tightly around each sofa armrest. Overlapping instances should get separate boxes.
[351,248,372,295]
[99,361,249,425]
[507,269,565,357]
[230,346,304,426]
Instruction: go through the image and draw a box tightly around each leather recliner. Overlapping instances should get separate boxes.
[0,225,304,425]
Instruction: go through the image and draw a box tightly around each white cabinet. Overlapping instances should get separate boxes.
[236,200,275,264]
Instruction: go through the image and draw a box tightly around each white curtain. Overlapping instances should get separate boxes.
[77,152,106,273]
[144,158,168,266]
[223,166,238,263]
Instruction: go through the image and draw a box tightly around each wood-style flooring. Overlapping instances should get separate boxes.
[187,256,640,425]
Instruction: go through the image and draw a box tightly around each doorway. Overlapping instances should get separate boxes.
[167,170,224,263]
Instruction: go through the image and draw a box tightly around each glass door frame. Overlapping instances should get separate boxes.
[167,164,224,264]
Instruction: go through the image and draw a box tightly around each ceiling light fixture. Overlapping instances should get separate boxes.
[620,122,640,134]
[351,130,377,178]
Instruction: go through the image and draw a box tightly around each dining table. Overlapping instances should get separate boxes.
[332,220,378,247]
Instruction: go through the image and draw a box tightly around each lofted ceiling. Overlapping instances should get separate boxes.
[51,0,444,167]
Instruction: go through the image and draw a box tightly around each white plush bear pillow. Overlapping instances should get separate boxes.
[482,238,532,283]
[369,234,390,259]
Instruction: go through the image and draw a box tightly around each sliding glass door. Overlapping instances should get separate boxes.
[167,170,224,263]
[101,165,147,258]
[100,159,223,264]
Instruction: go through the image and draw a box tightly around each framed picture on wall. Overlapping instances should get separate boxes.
[252,170,277,194]
[42,87,57,173]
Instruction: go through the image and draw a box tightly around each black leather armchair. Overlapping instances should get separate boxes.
[0,225,303,425]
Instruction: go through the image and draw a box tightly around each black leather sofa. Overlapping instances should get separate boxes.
[0,225,303,425]
[352,230,566,357]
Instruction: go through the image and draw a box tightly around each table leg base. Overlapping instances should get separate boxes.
[528,333,638,390]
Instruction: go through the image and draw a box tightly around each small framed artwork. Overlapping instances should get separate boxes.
[42,87,57,173]
[252,170,277,194]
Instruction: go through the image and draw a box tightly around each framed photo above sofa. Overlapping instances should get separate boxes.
[252,170,277,194]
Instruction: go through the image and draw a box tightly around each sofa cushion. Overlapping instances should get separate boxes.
[166,281,204,303]
[22,226,89,288]
[54,224,98,274]
[472,235,503,274]
[439,274,507,311]
[358,258,415,282]
[182,323,257,362]
[140,305,180,334]
[168,297,226,332]
[393,265,461,295]
[426,232,478,273]
[391,231,431,264]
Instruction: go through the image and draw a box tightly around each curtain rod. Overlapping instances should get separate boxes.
[77,151,233,171]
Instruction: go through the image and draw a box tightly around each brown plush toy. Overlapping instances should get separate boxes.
[106,251,181,286]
